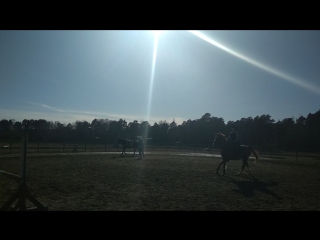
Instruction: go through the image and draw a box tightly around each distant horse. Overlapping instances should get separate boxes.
[116,138,138,155]
[212,133,259,176]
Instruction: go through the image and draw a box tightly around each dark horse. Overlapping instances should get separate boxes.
[213,133,259,176]
[117,138,139,155]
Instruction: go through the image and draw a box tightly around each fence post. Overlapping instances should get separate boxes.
[37,142,39,153]
[21,133,28,185]
[85,142,86,152]
[10,141,12,154]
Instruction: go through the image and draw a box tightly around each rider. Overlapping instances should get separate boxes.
[227,127,241,156]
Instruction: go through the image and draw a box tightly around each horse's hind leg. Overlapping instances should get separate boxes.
[222,162,227,176]
[237,159,246,175]
[245,159,251,175]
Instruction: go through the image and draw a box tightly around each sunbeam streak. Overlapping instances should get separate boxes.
[145,32,160,137]
[188,30,320,96]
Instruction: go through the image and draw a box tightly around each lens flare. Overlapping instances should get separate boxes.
[188,30,320,96]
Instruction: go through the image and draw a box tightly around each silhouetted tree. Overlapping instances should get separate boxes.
[0,108,319,152]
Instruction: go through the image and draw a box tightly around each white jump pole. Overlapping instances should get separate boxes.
[0,170,20,181]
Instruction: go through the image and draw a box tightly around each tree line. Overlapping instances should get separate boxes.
[0,109,319,152]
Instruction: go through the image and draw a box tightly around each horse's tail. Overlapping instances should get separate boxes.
[250,146,259,163]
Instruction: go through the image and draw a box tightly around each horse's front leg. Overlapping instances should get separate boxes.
[216,161,222,174]
[122,148,127,155]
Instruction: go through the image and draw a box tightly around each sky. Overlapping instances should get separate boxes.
[1,30,320,126]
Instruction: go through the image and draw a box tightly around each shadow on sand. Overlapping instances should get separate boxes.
[220,175,283,200]
[111,154,140,159]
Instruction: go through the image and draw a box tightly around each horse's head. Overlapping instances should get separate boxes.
[213,133,227,148]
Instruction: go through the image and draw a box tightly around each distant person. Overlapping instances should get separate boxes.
[138,137,145,159]
[227,127,241,155]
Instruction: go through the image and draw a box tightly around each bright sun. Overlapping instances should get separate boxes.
[151,30,164,37]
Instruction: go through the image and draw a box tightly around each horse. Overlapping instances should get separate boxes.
[212,133,259,176]
[116,138,139,155]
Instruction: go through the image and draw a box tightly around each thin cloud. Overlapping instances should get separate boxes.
[29,102,66,113]
[6,102,186,125]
